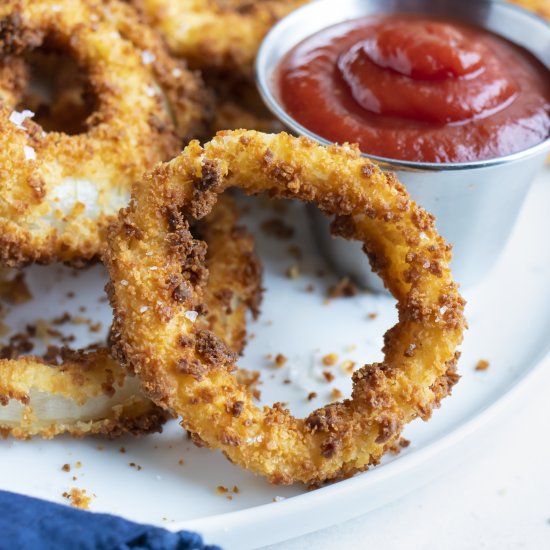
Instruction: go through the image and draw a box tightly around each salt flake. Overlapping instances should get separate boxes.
[23,146,36,161]
[141,51,155,65]
[184,310,198,322]
[9,110,35,130]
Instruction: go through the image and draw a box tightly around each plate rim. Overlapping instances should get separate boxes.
[172,339,550,536]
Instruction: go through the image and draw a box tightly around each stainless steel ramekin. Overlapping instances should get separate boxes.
[256,0,550,292]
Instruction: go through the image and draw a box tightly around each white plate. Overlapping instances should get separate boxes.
[0,168,548,550]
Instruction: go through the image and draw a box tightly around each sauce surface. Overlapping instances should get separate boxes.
[276,14,550,163]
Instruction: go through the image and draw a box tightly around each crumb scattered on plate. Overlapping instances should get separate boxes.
[322,353,338,366]
[62,488,92,510]
[327,277,358,299]
[260,218,294,240]
[322,371,335,382]
[475,359,490,371]
[286,265,300,279]
[330,388,343,401]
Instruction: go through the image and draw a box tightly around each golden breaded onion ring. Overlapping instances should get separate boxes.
[0,196,262,439]
[0,0,209,267]
[130,0,309,76]
[105,130,466,485]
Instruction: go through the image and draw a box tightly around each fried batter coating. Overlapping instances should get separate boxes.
[130,0,309,76]
[0,0,210,267]
[0,196,262,439]
[106,130,466,485]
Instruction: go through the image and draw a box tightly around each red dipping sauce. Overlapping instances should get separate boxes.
[276,14,550,163]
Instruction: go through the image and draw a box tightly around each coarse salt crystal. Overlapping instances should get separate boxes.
[139,306,149,313]
[184,310,198,322]
[423,260,431,269]
[144,86,156,97]
[145,251,153,256]
[149,266,158,271]
[51,4,61,12]
[9,110,34,130]
[141,51,155,65]
[23,146,36,161]
[121,280,129,286]
[440,306,448,315]
[171,68,182,78]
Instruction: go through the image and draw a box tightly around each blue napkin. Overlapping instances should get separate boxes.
[0,490,221,550]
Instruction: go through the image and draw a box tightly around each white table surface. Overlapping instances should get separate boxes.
[264,356,550,550]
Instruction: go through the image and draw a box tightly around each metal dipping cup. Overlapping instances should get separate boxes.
[256,0,550,292]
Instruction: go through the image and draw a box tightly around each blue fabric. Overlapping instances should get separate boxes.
[0,490,221,550]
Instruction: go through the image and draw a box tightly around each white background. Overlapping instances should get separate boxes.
[265,360,550,549]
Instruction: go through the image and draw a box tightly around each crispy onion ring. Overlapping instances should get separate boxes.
[130,0,309,76]
[105,130,466,485]
[0,196,262,439]
[0,0,209,267]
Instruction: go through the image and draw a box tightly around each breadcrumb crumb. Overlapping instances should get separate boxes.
[475,359,490,371]
[341,360,356,375]
[62,488,92,510]
[330,388,343,400]
[322,371,335,383]
[260,218,294,240]
[322,353,338,366]
[327,277,358,299]
[286,265,300,279]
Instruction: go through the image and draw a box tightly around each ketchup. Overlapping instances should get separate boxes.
[276,14,550,163]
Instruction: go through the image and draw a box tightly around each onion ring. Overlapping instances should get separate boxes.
[105,130,466,485]
[0,196,262,439]
[0,0,209,267]
[130,0,309,76]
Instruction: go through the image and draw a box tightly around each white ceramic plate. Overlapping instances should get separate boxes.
[0,168,548,550]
